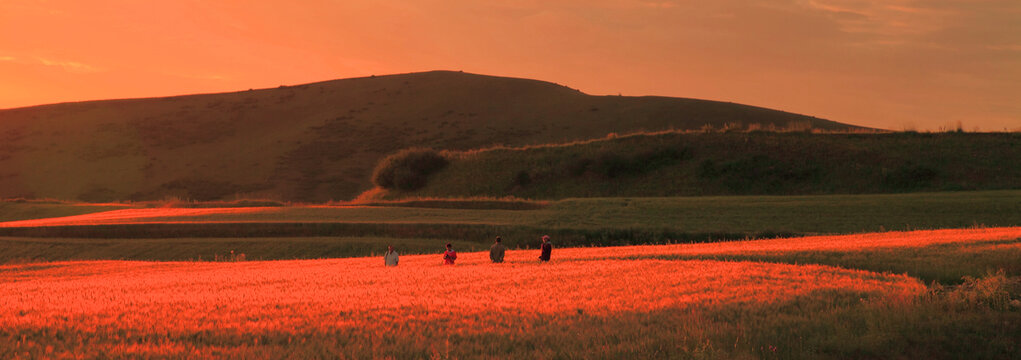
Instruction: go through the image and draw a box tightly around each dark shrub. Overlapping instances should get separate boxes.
[513,171,532,187]
[592,153,630,178]
[564,157,592,177]
[633,147,690,172]
[699,159,720,178]
[372,148,449,191]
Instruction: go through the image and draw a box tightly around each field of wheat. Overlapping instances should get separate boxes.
[6,227,1018,358]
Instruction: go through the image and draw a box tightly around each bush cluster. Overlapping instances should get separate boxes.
[372,148,449,191]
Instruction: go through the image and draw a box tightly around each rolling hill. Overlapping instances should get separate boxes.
[0,71,856,202]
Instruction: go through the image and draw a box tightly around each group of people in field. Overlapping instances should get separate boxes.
[382,235,552,266]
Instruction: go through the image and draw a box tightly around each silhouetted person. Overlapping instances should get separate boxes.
[538,235,552,262]
[443,243,457,265]
[384,245,399,267]
[490,236,506,263]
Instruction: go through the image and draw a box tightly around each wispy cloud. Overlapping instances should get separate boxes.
[987,44,1021,52]
[0,55,102,73]
[637,1,678,9]
[36,57,103,73]
[176,73,228,81]
[800,0,954,39]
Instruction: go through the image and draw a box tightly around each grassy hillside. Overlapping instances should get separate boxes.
[378,131,1021,199]
[0,71,852,203]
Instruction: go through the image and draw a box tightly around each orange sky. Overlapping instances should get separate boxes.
[1,0,1019,130]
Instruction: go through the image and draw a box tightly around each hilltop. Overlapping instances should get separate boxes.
[0,71,855,202]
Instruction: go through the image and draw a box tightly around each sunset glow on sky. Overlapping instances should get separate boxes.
[1,0,1019,130]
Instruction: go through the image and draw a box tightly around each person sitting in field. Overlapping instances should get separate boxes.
[539,235,552,262]
[384,245,399,267]
[443,243,457,265]
[490,236,506,263]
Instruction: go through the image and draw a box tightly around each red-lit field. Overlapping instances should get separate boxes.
[0,257,923,331]
[7,227,1018,358]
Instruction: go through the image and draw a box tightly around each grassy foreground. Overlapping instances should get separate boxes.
[1,229,1018,359]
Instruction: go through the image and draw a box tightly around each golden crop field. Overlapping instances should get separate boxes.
[7,227,1016,358]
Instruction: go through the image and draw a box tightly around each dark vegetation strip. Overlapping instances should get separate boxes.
[351,199,548,210]
[0,222,799,246]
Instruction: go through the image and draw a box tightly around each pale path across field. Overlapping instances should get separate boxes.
[0,207,277,227]
[0,205,523,227]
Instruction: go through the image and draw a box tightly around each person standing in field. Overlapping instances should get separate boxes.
[490,236,506,263]
[384,245,399,267]
[443,243,458,265]
[538,235,552,262]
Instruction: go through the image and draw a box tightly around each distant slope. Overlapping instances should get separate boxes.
[376,132,1021,200]
[0,71,857,202]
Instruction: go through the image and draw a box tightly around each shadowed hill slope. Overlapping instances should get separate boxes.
[0,71,857,202]
[374,131,1021,200]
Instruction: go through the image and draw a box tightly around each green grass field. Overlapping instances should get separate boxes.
[2,190,1020,264]
[7,190,1021,235]
[0,201,129,222]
